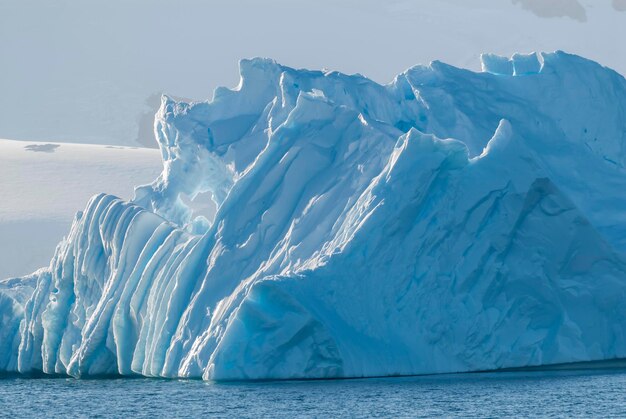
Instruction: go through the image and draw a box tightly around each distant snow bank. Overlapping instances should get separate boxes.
[3,52,626,380]
[0,139,161,278]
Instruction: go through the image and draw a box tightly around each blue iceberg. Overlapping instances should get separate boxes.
[3,51,626,380]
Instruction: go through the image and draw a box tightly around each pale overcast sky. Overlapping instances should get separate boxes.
[1,0,624,146]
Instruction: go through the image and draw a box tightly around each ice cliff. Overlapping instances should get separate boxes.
[3,51,626,380]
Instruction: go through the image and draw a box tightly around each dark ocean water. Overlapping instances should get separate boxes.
[1,368,626,418]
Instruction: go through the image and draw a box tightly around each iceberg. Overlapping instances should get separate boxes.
[3,51,626,380]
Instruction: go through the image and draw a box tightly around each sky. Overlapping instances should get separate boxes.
[1,0,625,147]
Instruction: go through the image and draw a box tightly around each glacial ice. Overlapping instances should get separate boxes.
[2,51,626,380]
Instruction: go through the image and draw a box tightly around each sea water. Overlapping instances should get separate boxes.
[1,368,625,417]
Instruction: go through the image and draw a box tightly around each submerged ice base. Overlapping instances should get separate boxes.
[3,51,626,380]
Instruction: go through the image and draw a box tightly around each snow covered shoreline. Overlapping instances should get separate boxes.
[3,51,626,380]
[0,139,161,279]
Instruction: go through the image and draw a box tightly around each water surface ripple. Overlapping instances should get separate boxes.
[1,369,625,417]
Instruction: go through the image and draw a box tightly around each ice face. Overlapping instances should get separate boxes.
[2,51,626,380]
[512,52,542,75]
[480,54,514,75]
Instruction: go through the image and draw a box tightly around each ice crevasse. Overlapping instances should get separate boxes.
[2,51,626,380]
